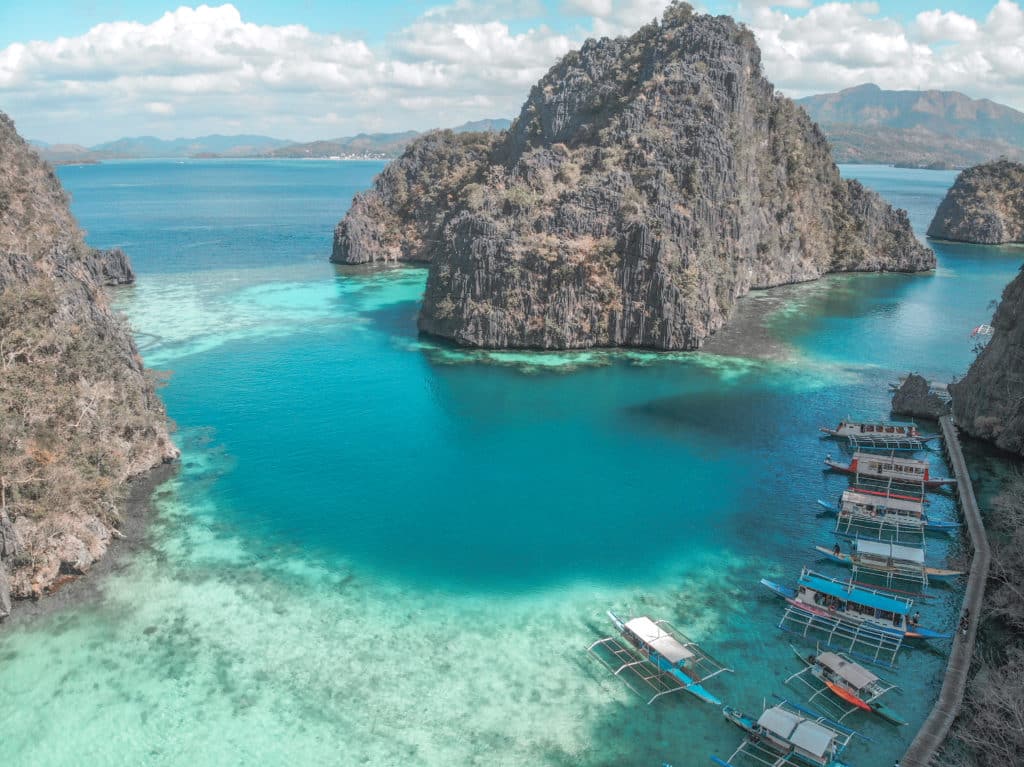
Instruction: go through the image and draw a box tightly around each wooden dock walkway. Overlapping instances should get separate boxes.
[901,415,990,766]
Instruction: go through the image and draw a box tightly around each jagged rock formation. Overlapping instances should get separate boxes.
[891,373,949,420]
[332,130,501,264]
[0,111,177,617]
[950,268,1024,456]
[332,4,934,350]
[927,160,1024,244]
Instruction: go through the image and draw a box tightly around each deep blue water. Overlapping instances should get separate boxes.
[0,159,1018,767]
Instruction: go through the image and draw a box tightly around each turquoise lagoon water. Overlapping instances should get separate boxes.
[1,160,1021,766]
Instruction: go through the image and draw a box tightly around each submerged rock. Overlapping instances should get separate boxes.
[332,4,934,350]
[927,160,1024,244]
[950,268,1024,456]
[0,110,177,612]
[891,373,949,420]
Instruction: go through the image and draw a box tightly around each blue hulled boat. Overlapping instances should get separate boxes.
[605,611,727,705]
[711,698,857,767]
[761,568,950,641]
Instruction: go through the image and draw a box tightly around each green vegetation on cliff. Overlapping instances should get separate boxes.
[0,112,176,615]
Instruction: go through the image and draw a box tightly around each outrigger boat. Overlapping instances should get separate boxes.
[820,420,937,451]
[824,452,955,489]
[815,540,963,586]
[587,611,733,705]
[711,698,857,767]
[788,646,907,726]
[818,487,960,535]
[760,568,950,641]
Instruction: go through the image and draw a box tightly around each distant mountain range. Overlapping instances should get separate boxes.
[265,119,511,159]
[32,119,512,164]
[797,84,1024,168]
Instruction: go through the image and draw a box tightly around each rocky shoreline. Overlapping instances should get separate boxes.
[0,463,176,626]
[1,110,178,617]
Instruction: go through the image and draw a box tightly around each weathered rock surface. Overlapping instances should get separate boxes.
[891,373,949,420]
[0,111,177,617]
[927,160,1024,244]
[332,4,934,350]
[85,246,135,286]
[332,130,501,264]
[950,268,1024,456]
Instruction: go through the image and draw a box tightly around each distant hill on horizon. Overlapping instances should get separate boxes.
[264,118,512,159]
[91,133,294,158]
[30,133,292,164]
[797,83,1024,168]
[32,119,513,164]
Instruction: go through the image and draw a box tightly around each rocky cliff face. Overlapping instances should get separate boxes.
[927,160,1024,244]
[950,268,1024,456]
[891,373,949,420]
[0,111,177,617]
[332,5,934,350]
[332,130,501,264]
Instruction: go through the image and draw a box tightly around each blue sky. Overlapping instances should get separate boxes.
[0,1,1020,144]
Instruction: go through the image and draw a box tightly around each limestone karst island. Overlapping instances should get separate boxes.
[1,3,1022,767]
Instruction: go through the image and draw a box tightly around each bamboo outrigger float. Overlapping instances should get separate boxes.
[819,487,960,544]
[710,698,858,767]
[786,645,907,727]
[761,568,949,643]
[820,420,937,451]
[824,452,955,489]
[814,540,963,591]
[587,611,733,705]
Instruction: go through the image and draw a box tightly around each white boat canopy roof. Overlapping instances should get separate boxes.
[758,707,834,758]
[852,452,929,470]
[791,721,836,758]
[817,652,880,691]
[844,489,923,513]
[625,617,694,663]
[856,540,926,565]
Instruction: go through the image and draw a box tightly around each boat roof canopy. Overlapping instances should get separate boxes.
[844,489,923,513]
[758,707,833,758]
[856,540,926,564]
[625,617,694,663]
[852,452,929,470]
[817,652,880,690]
[800,572,911,615]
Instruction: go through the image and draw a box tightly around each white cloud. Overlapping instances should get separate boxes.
[747,1,1024,108]
[424,0,545,19]
[2,1,1024,145]
[563,0,670,37]
[0,3,574,143]
[145,101,175,115]
[914,9,978,42]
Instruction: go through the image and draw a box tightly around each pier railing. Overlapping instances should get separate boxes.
[901,415,990,766]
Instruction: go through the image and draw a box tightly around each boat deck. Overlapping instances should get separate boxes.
[586,617,732,705]
[776,604,905,669]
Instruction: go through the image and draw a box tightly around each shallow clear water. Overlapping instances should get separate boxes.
[1,160,1020,766]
